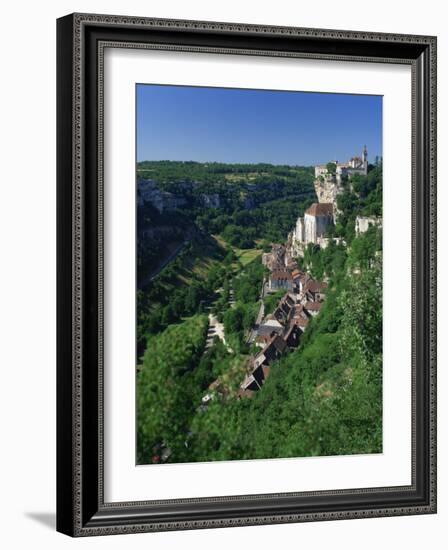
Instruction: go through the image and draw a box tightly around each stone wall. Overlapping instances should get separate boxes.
[304,213,316,243]
[296,217,305,242]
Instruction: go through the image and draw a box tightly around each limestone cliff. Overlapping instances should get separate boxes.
[314,174,343,206]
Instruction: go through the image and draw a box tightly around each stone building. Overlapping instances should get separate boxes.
[268,270,294,292]
[262,244,287,271]
[289,203,334,255]
[315,146,368,186]
[303,203,334,243]
[287,147,369,257]
[355,215,381,235]
[314,146,368,205]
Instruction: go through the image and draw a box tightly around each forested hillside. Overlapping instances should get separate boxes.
[184,241,382,461]
[136,159,383,464]
[137,161,315,352]
[137,315,209,464]
[137,160,315,250]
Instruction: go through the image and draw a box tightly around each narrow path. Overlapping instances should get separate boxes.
[228,287,236,308]
[205,313,226,350]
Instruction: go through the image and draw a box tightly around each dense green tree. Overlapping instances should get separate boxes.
[326,162,337,174]
[137,315,208,464]
[223,307,244,335]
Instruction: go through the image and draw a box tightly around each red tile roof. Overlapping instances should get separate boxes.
[270,270,293,281]
[304,279,328,294]
[305,203,334,217]
[271,334,287,352]
[292,317,309,328]
[291,269,304,281]
[291,304,307,319]
[304,301,322,312]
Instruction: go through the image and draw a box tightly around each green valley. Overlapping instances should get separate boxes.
[136,156,383,465]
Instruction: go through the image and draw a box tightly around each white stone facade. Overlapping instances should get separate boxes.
[289,203,334,256]
[314,146,368,187]
[355,216,381,235]
[303,212,330,243]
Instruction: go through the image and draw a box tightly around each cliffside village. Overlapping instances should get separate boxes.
[138,149,381,403]
[237,244,327,398]
[288,145,380,257]
[235,147,381,399]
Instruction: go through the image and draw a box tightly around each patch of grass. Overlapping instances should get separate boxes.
[175,235,227,285]
[235,248,262,266]
[211,234,262,267]
[224,172,268,182]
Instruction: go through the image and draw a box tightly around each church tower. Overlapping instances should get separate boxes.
[362,145,368,173]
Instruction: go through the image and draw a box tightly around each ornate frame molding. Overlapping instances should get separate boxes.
[57,13,437,537]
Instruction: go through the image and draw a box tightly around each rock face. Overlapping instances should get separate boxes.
[200,193,221,208]
[137,178,187,212]
[313,146,368,210]
[288,148,369,258]
[314,174,344,206]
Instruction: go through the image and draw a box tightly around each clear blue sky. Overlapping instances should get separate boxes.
[136,84,382,166]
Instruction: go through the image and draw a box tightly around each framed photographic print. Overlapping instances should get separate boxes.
[57,13,437,536]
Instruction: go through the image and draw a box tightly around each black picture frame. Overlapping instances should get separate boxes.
[57,13,437,537]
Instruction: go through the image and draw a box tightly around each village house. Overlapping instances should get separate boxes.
[303,301,322,317]
[241,238,329,396]
[284,323,302,348]
[262,334,287,364]
[255,321,284,347]
[256,333,275,348]
[272,294,296,323]
[241,335,288,392]
[294,271,312,294]
[268,270,294,291]
[257,318,283,335]
[290,315,309,332]
[302,279,328,303]
[262,244,286,271]
[290,303,308,320]
[285,255,298,270]
[287,304,310,332]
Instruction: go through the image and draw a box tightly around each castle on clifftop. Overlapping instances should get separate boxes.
[288,147,368,256]
[314,145,368,204]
